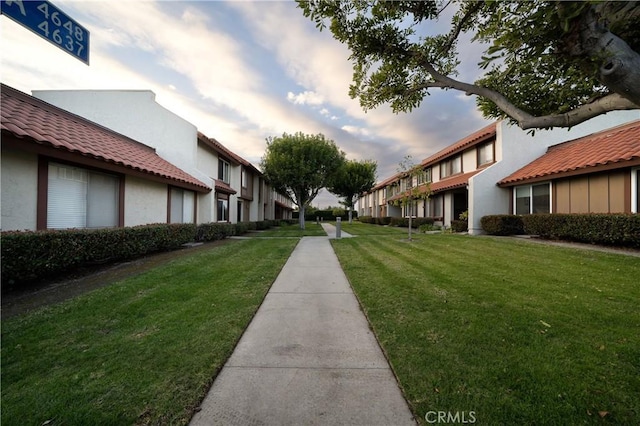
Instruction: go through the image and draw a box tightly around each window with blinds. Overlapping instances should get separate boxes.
[170,188,195,223]
[47,163,119,229]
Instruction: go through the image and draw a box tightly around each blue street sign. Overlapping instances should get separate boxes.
[1,0,90,64]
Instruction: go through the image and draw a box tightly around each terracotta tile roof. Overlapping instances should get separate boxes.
[372,172,401,191]
[370,123,495,193]
[215,179,237,195]
[1,84,211,192]
[421,122,497,167]
[498,120,640,186]
[430,170,482,193]
[386,170,481,202]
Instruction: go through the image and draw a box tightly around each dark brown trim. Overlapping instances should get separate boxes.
[118,177,125,226]
[37,158,48,230]
[37,156,126,230]
[624,171,631,213]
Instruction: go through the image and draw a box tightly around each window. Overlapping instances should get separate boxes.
[441,155,462,178]
[241,169,247,189]
[403,201,417,217]
[218,158,230,183]
[47,162,119,229]
[429,195,443,218]
[405,176,413,189]
[170,188,195,223]
[217,194,229,221]
[477,142,494,166]
[417,168,432,185]
[237,200,243,222]
[515,183,550,214]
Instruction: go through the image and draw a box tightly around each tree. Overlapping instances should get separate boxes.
[298,1,640,130]
[261,132,345,229]
[393,156,431,241]
[327,159,377,223]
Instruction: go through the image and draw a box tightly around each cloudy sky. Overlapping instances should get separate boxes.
[1,0,492,207]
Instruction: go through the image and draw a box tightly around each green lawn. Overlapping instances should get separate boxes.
[336,221,409,235]
[1,238,298,425]
[332,232,640,425]
[249,222,326,237]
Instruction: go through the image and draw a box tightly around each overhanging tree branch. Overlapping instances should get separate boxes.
[415,57,638,129]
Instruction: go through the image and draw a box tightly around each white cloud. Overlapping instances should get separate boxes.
[341,125,371,138]
[287,90,324,106]
[2,0,494,187]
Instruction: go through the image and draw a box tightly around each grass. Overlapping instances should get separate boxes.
[250,221,327,237]
[1,238,298,425]
[335,221,409,236]
[331,232,640,425]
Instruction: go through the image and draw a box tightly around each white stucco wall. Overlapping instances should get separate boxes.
[124,176,168,226]
[468,110,640,235]
[32,90,211,185]
[1,149,38,231]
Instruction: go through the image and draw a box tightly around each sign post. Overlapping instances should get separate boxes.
[1,0,90,64]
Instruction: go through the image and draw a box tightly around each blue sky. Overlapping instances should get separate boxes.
[1,0,492,207]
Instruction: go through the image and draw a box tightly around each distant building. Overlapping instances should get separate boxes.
[358,111,639,234]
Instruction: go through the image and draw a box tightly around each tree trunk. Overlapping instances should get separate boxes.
[299,204,306,230]
[595,32,640,106]
[570,6,640,106]
[348,196,354,224]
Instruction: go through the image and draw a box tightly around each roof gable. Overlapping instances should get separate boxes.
[197,132,261,175]
[1,84,210,192]
[421,122,497,167]
[499,120,640,186]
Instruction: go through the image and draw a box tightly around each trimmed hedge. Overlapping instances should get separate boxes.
[389,217,435,228]
[358,216,374,224]
[359,216,434,228]
[1,220,278,291]
[481,213,640,248]
[522,213,640,248]
[451,219,468,233]
[480,215,525,236]
[293,209,358,221]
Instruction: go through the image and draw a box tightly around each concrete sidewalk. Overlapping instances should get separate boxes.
[320,222,353,239]
[190,237,415,425]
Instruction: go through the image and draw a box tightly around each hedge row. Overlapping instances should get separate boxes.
[481,214,640,248]
[359,216,436,228]
[293,210,358,221]
[1,220,283,291]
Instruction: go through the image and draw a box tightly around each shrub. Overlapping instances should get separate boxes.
[480,215,525,236]
[419,223,440,232]
[234,222,251,235]
[451,219,468,233]
[358,215,373,224]
[521,213,640,248]
[195,223,236,241]
[377,216,392,225]
[389,217,407,227]
[389,217,434,228]
[295,209,357,221]
[1,223,197,291]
